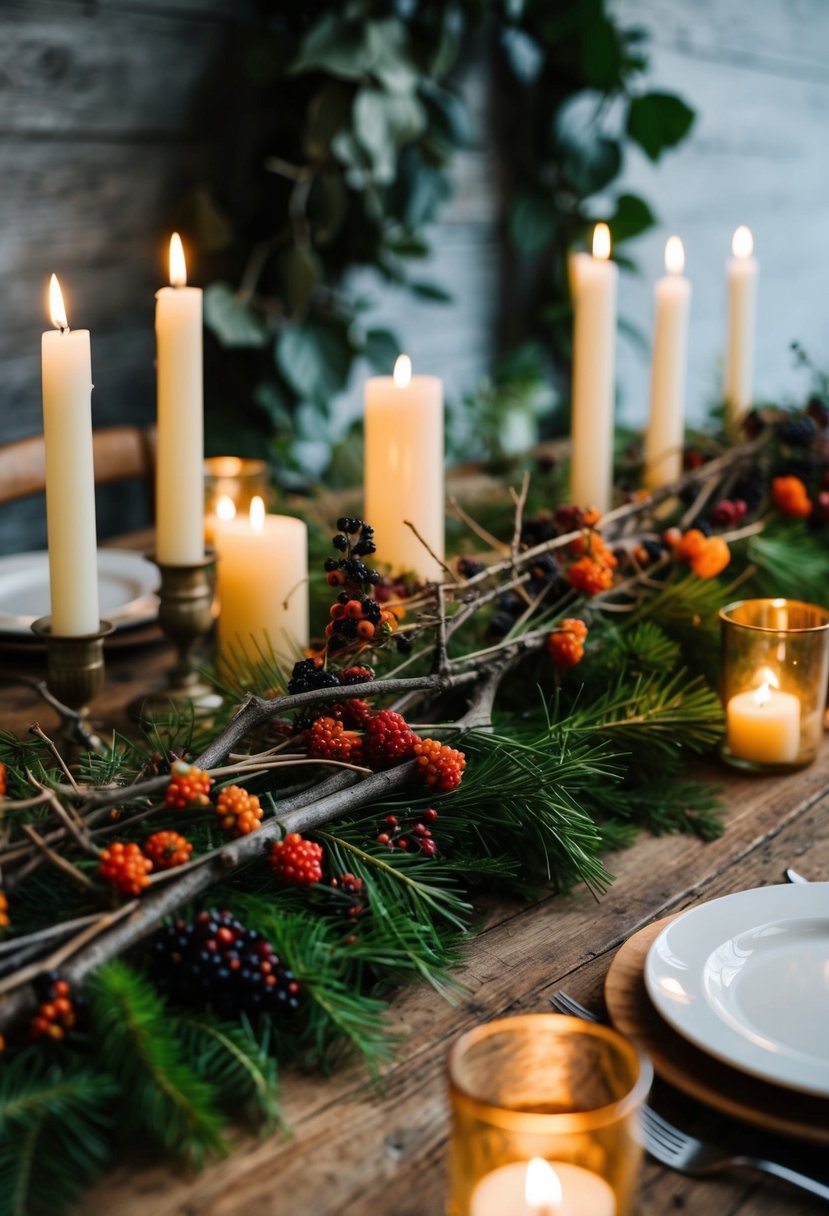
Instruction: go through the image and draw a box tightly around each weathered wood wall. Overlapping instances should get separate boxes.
[0,1,826,554]
[0,0,253,552]
[609,0,829,426]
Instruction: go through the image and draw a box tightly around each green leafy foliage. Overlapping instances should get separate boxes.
[627,91,696,161]
[176,1015,282,1131]
[0,1050,115,1216]
[746,524,829,605]
[87,961,226,1166]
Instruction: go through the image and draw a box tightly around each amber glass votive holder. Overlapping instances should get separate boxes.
[447,1014,652,1216]
[720,598,829,773]
[204,456,269,540]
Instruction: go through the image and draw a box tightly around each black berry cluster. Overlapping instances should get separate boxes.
[776,415,818,447]
[288,657,341,695]
[150,909,301,1019]
[324,518,380,588]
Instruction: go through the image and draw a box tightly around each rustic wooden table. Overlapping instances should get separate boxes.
[4,628,828,1216]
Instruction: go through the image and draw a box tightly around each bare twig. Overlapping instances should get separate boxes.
[20,824,97,892]
[403,520,456,580]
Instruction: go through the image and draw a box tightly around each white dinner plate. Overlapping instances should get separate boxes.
[645,883,829,1097]
[0,549,158,633]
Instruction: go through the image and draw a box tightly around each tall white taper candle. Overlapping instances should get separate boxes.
[644,236,691,490]
[41,275,100,636]
[724,225,758,430]
[570,223,618,513]
[155,232,204,565]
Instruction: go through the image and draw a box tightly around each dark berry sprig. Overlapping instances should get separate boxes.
[375,807,439,857]
[30,972,77,1042]
[150,909,301,1019]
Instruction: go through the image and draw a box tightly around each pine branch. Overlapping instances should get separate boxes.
[86,960,226,1166]
[573,670,724,758]
[176,1013,281,1131]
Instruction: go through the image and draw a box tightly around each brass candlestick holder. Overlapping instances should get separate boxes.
[132,549,222,719]
[31,617,115,749]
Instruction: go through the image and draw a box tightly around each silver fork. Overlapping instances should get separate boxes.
[549,990,829,1203]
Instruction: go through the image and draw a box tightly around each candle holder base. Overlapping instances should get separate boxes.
[719,743,814,774]
[131,549,220,721]
[31,617,115,750]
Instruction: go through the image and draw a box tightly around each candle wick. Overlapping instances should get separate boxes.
[59,325,69,335]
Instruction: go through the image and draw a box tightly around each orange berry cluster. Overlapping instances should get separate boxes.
[215,785,264,837]
[143,830,193,871]
[566,528,617,596]
[307,716,365,765]
[413,738,466,791]
[164,761,213,809]
[0,761,6,797]
[772,475,812,518]
[30,975,76,1042]
[0,890,8,930]
[269,832,324,887]
[667,528,731,579]
[547,618,589,667]
[98,841,153,896]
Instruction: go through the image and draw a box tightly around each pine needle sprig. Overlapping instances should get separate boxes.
[571,671,724,759]
[746,523,829,603]
[86,960,226,1166]
[0,1048,115,1216]
[592,775,724,841]
[175,1013,282,1131]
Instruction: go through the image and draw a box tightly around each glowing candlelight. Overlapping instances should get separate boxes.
[644,234,691,490]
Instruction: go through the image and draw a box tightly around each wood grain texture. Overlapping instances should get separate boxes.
[78,732,829,1216]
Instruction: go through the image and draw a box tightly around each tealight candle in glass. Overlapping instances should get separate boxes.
[447,1014,651,1216]
[204,456,269,543]
[720,598,829,772]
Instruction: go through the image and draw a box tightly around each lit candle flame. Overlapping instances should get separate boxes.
[756,667,779,690]
[216,496,236,523]
[49,274,69,331]
[665,235,685,275]
[393,354,412,389]
[524,1158,562,1212]
[732,225,754,259]
[754,682,771,707]
[250,495,265,534]
[592,222,611,261]
[169,232,187,287]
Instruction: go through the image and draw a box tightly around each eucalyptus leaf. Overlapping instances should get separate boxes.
[607,193,656,243]
[305,82,353,161]
[509,191,556,256]
[353,88,427,183]
[203,284,268,349]
[363,328,400,373]
[290,14,372,80]
[276,324,354,403]
[279,244,322,319]
[627,91,695,161]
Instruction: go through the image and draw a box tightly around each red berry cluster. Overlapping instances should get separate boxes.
[0,761,6,798]
[710,497,748,528]
[365,709,418,767]
[329,872,366,920]
[269,832,324,887]
[164,761,213,809]
[143,830,193,871]
[328,697,374,728]
[30,974,76,1042]
[307,716,365,765]
[98,841,153,895]
[547,618,589,668]
[413,739,466,791]
[215,785,264,837]
[376,807,439,857]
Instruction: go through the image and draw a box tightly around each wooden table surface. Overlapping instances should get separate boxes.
[3,623,829,1215]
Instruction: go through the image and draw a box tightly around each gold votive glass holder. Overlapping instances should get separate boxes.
[447,1014,651,1216]
[204,456,269,541]
[720,598,829,772]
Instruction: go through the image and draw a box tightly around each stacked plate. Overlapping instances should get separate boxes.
[644,883,829,1100]
[0,550,159,648]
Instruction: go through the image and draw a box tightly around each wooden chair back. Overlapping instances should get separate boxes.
[0,426,156,505]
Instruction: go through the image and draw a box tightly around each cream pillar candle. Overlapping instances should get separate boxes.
[156,232,204,565]
[214,496,308,668]
[726,680,800,765]
[41,275,100,636]
[644,236,691,490]
[570,223,618,513]
[724,225,758,429]
[364,354,444,580]
[471,1158,616,1216]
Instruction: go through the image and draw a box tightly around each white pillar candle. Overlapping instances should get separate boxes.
[471,1158,616,1216]
[726,680,800,765]
[364,354,444,580]
[724,225,758,429]
[41,275,100,636]
[570,223,618,513]
[156,232,204,566]
[214,496,308,669]
[644,236,691,490]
